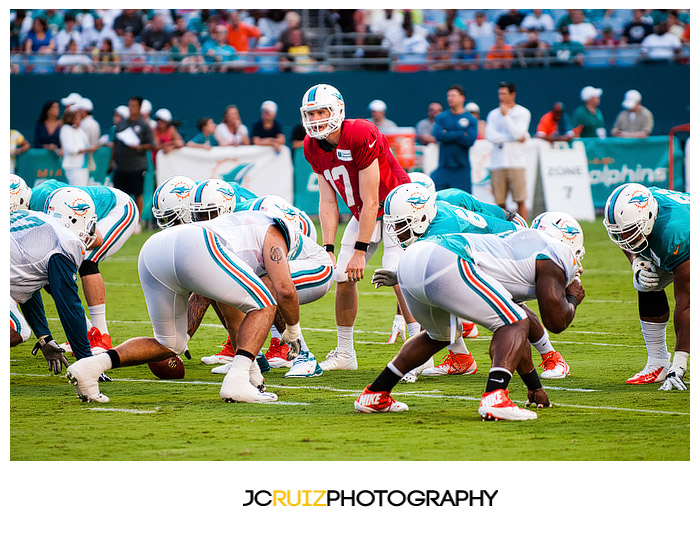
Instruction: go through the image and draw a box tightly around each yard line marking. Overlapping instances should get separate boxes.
[86,407,159,414]
[541,385,599,392]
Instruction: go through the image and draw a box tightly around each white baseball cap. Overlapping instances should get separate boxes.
[369,99,387,112]
[61,92,83,107]
[466,101,480,113]
[622,89,642,110]
[155,108,172,122]
[261,100,278,113]
[115,105,129,119]
[74,97,93,112]
[141,99,153,115]
[580,86,603,102]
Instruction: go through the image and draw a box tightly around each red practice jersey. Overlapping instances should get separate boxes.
[303,119,410,220]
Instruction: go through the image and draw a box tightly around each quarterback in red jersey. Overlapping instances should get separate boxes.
[301,83,416,371]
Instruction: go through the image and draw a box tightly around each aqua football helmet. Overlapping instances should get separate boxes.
[383,183,437,248]
[532,211,585,270]
[10,174,32,212]
[300,84,345,140]
[152,175,197,229]
[189,179,237,222]
[44,187,98,247]
[603,184,658,253]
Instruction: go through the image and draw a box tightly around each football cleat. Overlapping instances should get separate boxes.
[354,385,409,413]
[320,348,358,371]
[421,351,477,376]
[400,356,435,383]
[88,327,112,354]
[220,361,278,403]
[256,352,271,373]
[200,337,236,365]
[478,389,537,421]
[66,359,110,403]
[211,362,232,375]
[626,364,668,385]
[462,321,479,339]
[266,337,292,368]
[539,351,571,379]
[285,351,323,378]
[401,371,419,383]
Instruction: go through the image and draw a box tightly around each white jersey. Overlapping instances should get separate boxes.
[10,210,87,303]
[465,229,578,302]
[192,211,284,277]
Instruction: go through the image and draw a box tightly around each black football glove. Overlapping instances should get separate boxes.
[32,336,69,375]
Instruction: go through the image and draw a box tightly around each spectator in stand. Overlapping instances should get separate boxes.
[121,31,148,72]
[431,84,477,192]
[434,9,466,49]
[257,9,287,46]
[551,27,585,67]
[91,38,121,73]
[140,13,172,51]
[516,29,549,67]
[468,11,495,42]
[484,30,514,70]
[555,9,576,30]
[496,9,525,32]
[594,26,619,47]
[466,102,486,139]
[34,100,62,154]
[277,11,310,53]
[175,31,206,72]
[55,14,83,54]
[367,99,398,133]
[186,117,219,150]
[369,9,404,39]
[279,28,319,73]
[567,9,598,46]
[665,11,686,40]
[227,10,261,53]
[203,24,240,71]
[456,33,479,70]
[35,9,64,35]
[82,16,121,54]
[198,15,220,48]
[611,90,654,138]
[59,108,97,187]
[681,23,690,44]
[595,10,627,36]
[415,101,443,145]
[621,9,654,45]
[172,15,188,40]
[10,129,31,174]
[394,13,430,61]
[521,9,555,32]
[572,86,606,138]
[536,102,576,143]
[251,100,285,151]
[640,21,682,62]
[214,105,250,146]
[10,10,30,52]
[152,108,184,165]
[24,17,56,54]
[113,9,145,38]
[485,81,531,221]
[428,27,458,70]
[57,39,94,73]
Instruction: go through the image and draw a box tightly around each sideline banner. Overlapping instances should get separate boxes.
[155,145,293,202]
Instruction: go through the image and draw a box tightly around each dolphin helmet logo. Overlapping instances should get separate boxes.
[405,193,428,210]
[10,181,21,193]
[629,191,650,209]
[64,199,91,216]
[216,186,235,201]
[554,222,581,243]
[169,183,192,200]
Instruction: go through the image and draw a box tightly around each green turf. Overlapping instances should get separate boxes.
[10,219,690,461]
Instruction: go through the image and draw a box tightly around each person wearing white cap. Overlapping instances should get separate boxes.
[75,97,101,172]
[140,98,157,130]
[153,108,184,165]
[61,92,83,109]
[611,89,654,139]
[571,85,606,138]
[466,101,486,139]
[251,100,285,151]
[367,99,398,134]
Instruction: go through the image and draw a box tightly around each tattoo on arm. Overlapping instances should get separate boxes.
[270,246,283,263]
[187,293,212,337]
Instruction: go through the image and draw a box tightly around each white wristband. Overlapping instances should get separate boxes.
[284,322,302,341]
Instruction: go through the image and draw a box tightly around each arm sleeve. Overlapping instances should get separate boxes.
[18,291,52,339]
[502,108,531,140]
[47,254,91,359]
[485,113,510,144]
[433,114,462,142]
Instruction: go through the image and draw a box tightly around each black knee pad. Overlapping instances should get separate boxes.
[78,260,100,277]
[638,290,669,318]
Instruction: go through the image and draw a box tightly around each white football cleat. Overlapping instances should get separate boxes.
[319,348,358,371]
[200,337,236,365]
[539,351,571,379]
[462,321,479,339]
[220,359,278,403]
[400,356,435,382]
[401,371,419,383]
[285,351,323,378]
[354,385,408,413]
[478,389,537,421]
[387,315,407,344]
[66,358,110,403]
[211,362,232,375]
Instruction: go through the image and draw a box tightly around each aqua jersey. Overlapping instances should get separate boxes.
[421,200,518,240]
[236,197,316,240]
[231,182,257,203]
[29,179,117,220]
[643,187,690,271]
[436,188,508,220]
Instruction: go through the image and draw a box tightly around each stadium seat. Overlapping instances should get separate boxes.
[27,55,55,74]
[613,47,641,67]
[584,48,613,67]
[394,53,428,72]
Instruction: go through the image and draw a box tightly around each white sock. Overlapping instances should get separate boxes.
[407,322,421,338]
[88,304,108,334]
[84,314,93,330]
[531,332,555,356]
[95,353,112,373]
[337,325,354,355]
[640,320,670,366]
[448,337,470,355]
[270,324,282,339]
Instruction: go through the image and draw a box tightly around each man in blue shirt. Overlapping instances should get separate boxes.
[431,85,478,193]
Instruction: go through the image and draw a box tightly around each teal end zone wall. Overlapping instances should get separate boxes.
[10,64,689,146]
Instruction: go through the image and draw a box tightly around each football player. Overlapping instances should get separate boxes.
[65,208,304,404]
[30,180,140,353]
[301,83,416,371]
[359,224,585,420]
[10,189,102,374]
[603,184,689,390]
[10,174,32,212]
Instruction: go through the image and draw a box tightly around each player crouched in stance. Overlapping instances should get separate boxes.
[603,184,689,390]
[66,191,304,403]
[10,187,102,374]
[357,218,585,420]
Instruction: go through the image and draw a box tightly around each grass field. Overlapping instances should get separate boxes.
[9,218,690,461]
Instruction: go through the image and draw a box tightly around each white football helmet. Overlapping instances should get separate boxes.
[300,84,345,140]
[531,211,585,270]
[253,194,314,238]
[152,175,197,229]
[383,183,437,248]
[262,203,302,259]
[408,172,436,196]
[44,187,98,247]
[189,179,237,221]
[603,184,658,253]
[10,174,32,212]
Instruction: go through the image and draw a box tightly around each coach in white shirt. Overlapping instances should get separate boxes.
[485,81,531,222]
[75,98,102,172]
[59,108,96,186]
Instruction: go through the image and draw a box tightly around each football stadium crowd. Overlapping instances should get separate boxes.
[11,8,690,73]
